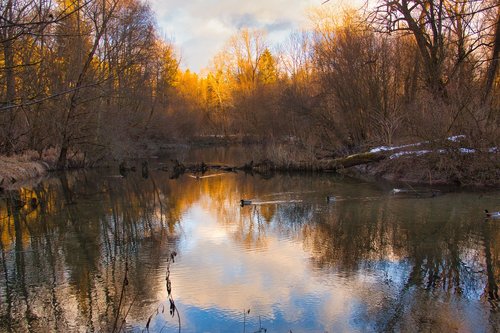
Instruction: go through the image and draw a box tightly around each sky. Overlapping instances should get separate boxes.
[148,0,335,73]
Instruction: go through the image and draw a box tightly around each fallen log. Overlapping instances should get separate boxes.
[161,151,387,178]
[167,160,238,178]
[317,151,387,170]
[238,152,387,172]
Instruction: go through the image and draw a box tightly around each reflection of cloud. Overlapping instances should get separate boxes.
[148,0,318,71]
[168,203,388,330]
[5,166,496,333]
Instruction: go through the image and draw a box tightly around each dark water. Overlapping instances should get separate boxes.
[1,148,500,332]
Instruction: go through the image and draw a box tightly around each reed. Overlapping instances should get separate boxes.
[112,262,129,333]
[146,251,181,333]
[0,155,47,188]
[0,148,89,188]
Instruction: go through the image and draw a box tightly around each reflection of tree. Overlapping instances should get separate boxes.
[482,221,499,308]
[0,169,183,331]
[296,193,497,331]
[0,169,346,331]
[11,197,34,330]
[1,168,499,331]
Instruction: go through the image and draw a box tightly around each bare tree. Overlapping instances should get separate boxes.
[0,0,179,163]
[369,0,495,97]
[485,1,500,98]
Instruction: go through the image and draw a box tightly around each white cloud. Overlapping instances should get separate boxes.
[147,0,319,72]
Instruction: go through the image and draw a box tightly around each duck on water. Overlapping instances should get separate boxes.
[485,209,500,218]
[240,200,252,207]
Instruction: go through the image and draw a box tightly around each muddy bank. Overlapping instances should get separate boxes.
[345,153,500,188]
[249,140,500,188]
[0,147,108,190]
[152,141,500,188]
[2,142,499,190]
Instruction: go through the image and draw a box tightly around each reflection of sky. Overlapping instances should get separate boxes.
[3,170,499,332]
[162,203,391,332]
[133,186,497,332]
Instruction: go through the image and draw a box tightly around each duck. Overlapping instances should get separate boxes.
[326,196,336,203]
[484,209,500,218]
[240,199,252,207]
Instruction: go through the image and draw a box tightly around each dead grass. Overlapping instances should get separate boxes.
[0,155,48,188]
[0,148,88,189]
[362,151,500,187]
[255,141,500,187]
[258,143,319,170]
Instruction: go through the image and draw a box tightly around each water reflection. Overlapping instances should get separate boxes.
[0,165,499,332]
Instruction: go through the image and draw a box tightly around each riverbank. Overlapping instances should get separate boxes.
[0,149,85,190]
[345,153,500,188]
[249,141,500,188]
[0,155,49,190]
[1,140,499,190]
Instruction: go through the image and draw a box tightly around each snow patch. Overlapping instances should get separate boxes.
[370,135,497,160]
[389,150,432,159]
[459,148,476,154]
[389,147,496,159]
[370,142,423,153]
[371,135,464,153]
[447,135,466,142]
[392,188,411,194]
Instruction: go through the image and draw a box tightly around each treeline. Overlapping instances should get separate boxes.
[1,1,500,169]
[171,2,500,154]
[0,0,178,167]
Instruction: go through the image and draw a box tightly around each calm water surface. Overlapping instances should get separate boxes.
[1,147,500,332]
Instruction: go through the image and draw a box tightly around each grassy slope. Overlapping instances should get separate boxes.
[0,156,48,189]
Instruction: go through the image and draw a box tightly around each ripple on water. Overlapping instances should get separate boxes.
[2,167,499,332]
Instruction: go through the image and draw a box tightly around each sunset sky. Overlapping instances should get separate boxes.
[148,0,356,72]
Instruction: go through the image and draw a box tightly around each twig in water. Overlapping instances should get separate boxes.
[118,294,137,332]
[112,261,129,333]
[243,308,250,333]
[154,251,181,333]
[254,315,267,332]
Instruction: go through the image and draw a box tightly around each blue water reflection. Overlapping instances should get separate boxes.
[0,162,499,332]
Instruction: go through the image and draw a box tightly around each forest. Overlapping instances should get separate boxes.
[1,0,500,185]
[2,1,500,331]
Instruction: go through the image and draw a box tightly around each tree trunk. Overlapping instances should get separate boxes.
[4,39,16,104]
[2,0,16,153]
[485,7,500,99]
[2,0,15,104]
[57,144,68,170]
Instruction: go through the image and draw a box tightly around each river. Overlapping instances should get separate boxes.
[1,147,499,332]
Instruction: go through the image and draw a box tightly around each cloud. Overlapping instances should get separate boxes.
[148,0,318,72]
[265,19,295,33]
[229,13,260,29]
